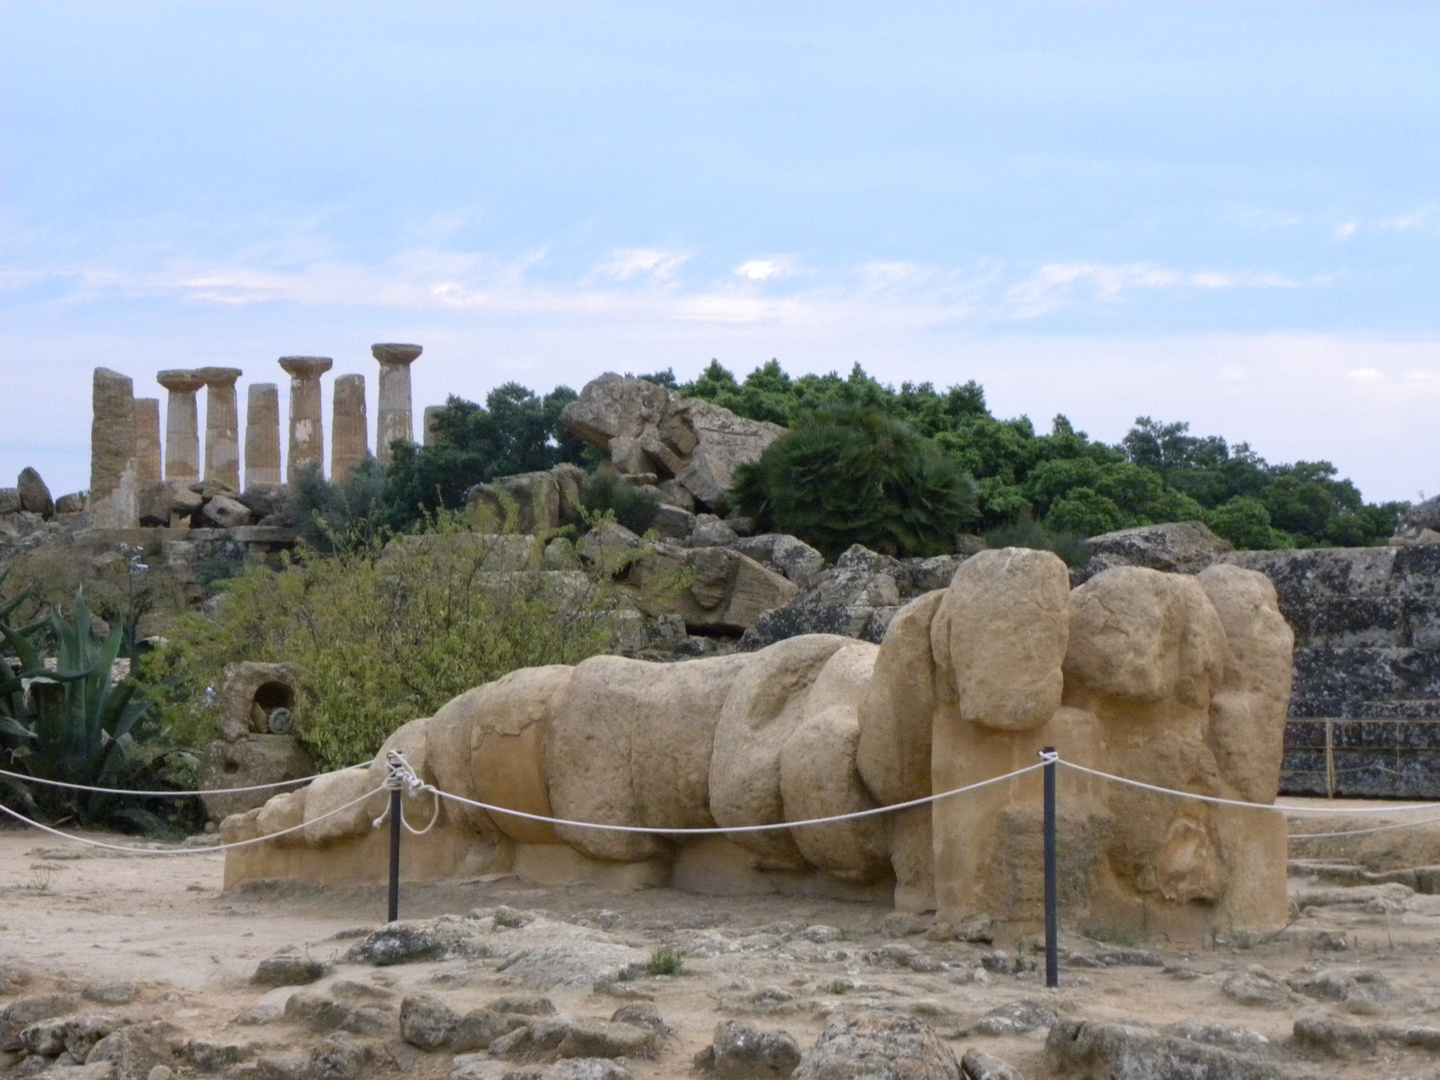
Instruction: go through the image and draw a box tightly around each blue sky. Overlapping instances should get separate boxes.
[2,2,1436,503]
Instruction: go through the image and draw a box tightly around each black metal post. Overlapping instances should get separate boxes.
[1042,747,1059,988]
[387,787,402,922]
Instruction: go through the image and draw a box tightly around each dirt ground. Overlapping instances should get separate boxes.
[6,800,1440,1079]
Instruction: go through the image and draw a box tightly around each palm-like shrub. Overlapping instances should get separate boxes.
[733,408,979,560]
[1,575,198,830]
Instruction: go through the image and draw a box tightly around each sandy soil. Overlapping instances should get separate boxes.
[6,804,1440,1079]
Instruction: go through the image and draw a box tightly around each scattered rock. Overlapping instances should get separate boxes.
[497,942,651,991]
[504,1061,633,1080]
[182,1040,255,1071]
[555,1020,653,1059]
[794,1015,960,1080]
[399,994,459,1051]
[488,994,556,1017]
[974,999,1059,1037]
[1045,1018,1285,1080]
[1285,966,1391,1013]
[878,913,933,938]
[16,468,54,519]
[451,1009,527,1052]
[708,1020,802,1079]
[343,920,483,966]
[741,545,904,648]
[63,1015,123,1061]
[79,984,136,1007]
[730,535,826,588]
[251,955,326,987]
[281,991,352,1033]
[308,1033,370,1080]
[1291,1011,1378,1056]
[959,1048,1025,1080]
[2,995,79,1051]
[1165,1021,1272,1055]
[84,1026,171,1080]
[1222,968,1293,1008]
[1079,521,1233,580]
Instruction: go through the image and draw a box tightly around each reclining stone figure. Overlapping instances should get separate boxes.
[223,548,1293,939]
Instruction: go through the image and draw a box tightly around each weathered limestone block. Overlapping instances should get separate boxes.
[561,373,785,512]
[279,356,332,481]
[157,369,205,483]
[0,488,19,515]
[202,493,253,528]
[197,366,243,490]
[710,635,858,869]
[422,404,443,445]
[468,465,585,534]
[1079,520,1234,580]
[90,367,139,528]
[134,397,162,485]
[54,492,86,515]
[1198,564,1294,803]
[778,641,890,883]
[629,544,799,634]
[331,373,368,482]
[374,343,421,465]
[16,468,53,519]
[549,652,751,862]
[218,661,312,741]
[201,735,316,822]
[934,547,1071,730]
[245,383,282,488]
[460,665,575,844]
[1064,566,1225,708]
[225,551,1292,941]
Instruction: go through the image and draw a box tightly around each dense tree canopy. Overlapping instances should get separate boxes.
[294,359,1404,553]
[676,361,1407,550]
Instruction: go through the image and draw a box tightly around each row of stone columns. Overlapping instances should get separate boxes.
[91,345,424,528]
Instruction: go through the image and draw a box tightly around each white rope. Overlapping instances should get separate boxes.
[428,759,1052,835]
[1054,759,1440,816]
[370,750,441,835]
[0,762,373,798]
[1290,814,1440,840]
[0,783,388,855]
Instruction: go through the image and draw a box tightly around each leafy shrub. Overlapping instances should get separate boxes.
[983,517,1089,568]
[578,470,662,536]
[646,945,685,976]
[289,458,389,552]
[733,407,979,559]
[141,515,622,771]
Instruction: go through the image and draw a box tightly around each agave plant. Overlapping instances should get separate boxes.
[1,573,198,829]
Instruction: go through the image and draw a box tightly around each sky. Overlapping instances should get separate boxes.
[1,2,1437,504]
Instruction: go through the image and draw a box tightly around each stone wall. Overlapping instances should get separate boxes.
[1223,545,1440,797]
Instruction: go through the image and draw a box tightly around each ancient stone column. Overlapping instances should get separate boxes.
[90,367,138,528]
[156,370,206,483]
[135,398,162,486]
[196,367,243,490]
[278,356,332,482]
[245,383,282,488]
[373,343,422,465]
[331,374,368,483]
[423,405,443,446]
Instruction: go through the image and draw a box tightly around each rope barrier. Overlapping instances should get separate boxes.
[416,757,1052,835]
[0,783,388,855]
[0,762,374,798]
[1289,814,1440,840]
[8,748,1440,856]
[1054,759,1440,816]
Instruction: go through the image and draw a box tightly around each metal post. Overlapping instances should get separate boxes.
[1042,747,1059,988]
[387,786,402,922]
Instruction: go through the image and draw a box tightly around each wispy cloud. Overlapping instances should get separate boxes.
[733,257,798,282]
[1004,261,1304,319]
[594,247,691,282]
[1333,205,1437,240]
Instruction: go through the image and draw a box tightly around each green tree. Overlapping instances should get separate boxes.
[1043,489,1131,537]
[1209,496,1284,550]
[733,407,978,559]
[381,384,587,530]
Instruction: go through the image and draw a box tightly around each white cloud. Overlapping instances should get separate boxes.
[595,247,690,282]
[1348,367,1385,381]
[734,257,796,283]
[1333,205,1436,240]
